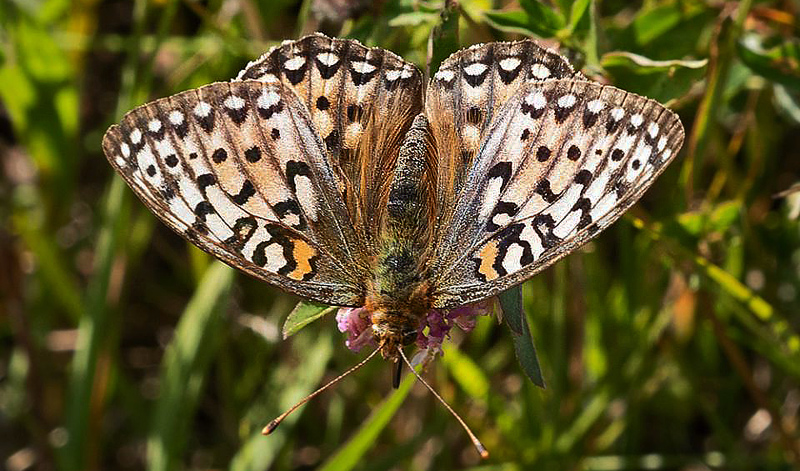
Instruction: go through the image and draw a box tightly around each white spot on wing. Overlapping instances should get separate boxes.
[259,74,280,84]
[121,143,130,158]
[168,110,184,125]
[224,95,246,109]
[587,99,605,113]
[385,69,402,81]
[194,102,212,118]
[148,119,162,132]
[610,108,624,121]
[525,91,547,110]
[499,57,521,71]
[352,61,376,74]
[502,243,525,274]
[554,211,582,239]
[591,193,617,221]
[481,177,503,217]
[557,94,576,108]
[284,56,306,71]
[294,175,317,220]
[531,63,551,79]
[435,69,455,81]
[130,128,142,144]
[317,52,339,67]
[648,122,659,138]
[464,63,488,76]
[257,90,281,110]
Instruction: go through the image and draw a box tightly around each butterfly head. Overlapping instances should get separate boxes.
[371,310,419,360]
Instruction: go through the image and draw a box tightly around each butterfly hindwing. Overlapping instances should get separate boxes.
[102,80,367,306]
[430,79,684,308]
[237,33,424,244]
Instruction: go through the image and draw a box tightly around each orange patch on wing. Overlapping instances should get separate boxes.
[288,238,317,280]
[477,241,500,281]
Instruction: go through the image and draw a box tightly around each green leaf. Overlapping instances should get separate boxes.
[282,300,336,339]
[485,1,564,39]
[519,0,565,35]
[229,332,334,471]
[568,0,591,32]
[427,0,460,78]
[774,84,800,125]
[499,286,545,388]
[388,11,438,27]
[601,51,707,104]
[738,34,800,91]
[631,3,683,46]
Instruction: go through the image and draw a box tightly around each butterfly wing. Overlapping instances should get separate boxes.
[425,40,583,258]
[237,33,424,245]
[102,80,368,306]
[429,79,684,308]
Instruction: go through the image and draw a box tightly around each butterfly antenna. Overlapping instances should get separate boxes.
[262,345,382,435]
[398,348,489,459]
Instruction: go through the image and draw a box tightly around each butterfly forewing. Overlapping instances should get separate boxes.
[425,40,583,258]
[102,80,367,306]
[237,34,424,244]
[430,79,684,308]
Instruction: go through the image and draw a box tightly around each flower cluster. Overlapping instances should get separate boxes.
[335,299,495,355]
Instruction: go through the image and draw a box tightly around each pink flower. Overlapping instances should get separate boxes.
[335,299,495,355]
[335,307,374,352]
[416,298,496,354]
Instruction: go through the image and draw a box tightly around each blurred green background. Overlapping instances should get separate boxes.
[2,0,800,469]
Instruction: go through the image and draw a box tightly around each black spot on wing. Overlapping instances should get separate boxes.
[224,216,257,251]
[286,160,312,193]
[197,173,216,192]
[535,179,559,203]
[273,199,307,231]
[485,201,519,232]
[244,146,262,163]
[571,198,593,230]
[488,161,513,190]
[231,180,256,205]
[532,214,561,249]
[194,201,214,221]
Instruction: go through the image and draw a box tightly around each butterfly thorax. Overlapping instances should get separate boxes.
[364,114,435,359]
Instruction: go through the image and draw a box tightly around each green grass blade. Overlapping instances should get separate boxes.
[229,333,334,471]
[147,262,234,471]
[61,177,127,471]
[318,371,416,471]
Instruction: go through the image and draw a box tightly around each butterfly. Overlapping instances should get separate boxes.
[102,33,684,452]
